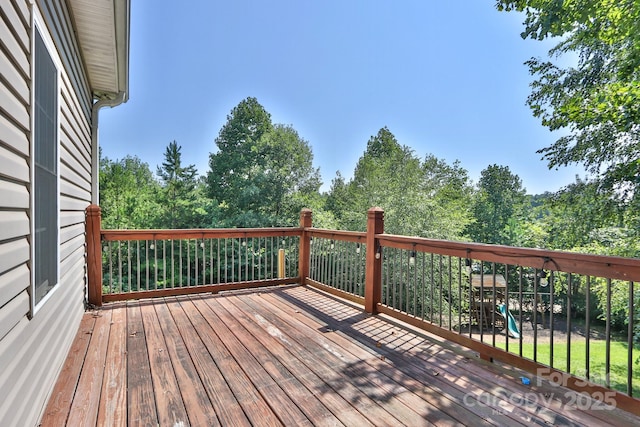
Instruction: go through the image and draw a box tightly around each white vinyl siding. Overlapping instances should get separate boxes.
[0,1,94,425]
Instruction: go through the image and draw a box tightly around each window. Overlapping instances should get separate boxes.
[33,26,59,307]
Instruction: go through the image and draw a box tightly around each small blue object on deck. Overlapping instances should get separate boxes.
[520,376,530,385]
[498,303,520,339]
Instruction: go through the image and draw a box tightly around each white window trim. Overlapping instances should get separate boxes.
[31,11,62,315]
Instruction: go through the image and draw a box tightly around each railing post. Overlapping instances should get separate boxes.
[365,207,384,314]
[86,204,102,307]
[298,209,312,285]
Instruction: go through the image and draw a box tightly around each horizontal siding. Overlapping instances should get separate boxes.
[0,113,29,156]
[60,233,85,263]
[60,222,84,246]
[61,138,90,176]
[60,210,85,228]
[0,47,29,103]
[60,124,90,173]
[0,144,30,182]
[0,4,32,401]
[1,0,29,53]
[0,238,29,275]
[61,160,91,191]
[0,80,29,128]
[0,211,29,241]
[0,5,29,77]
[0,1,95,426]
[0,291,29,341]
[0,269,84,427]
[61,83,91,146]
[0,180,28,209]
[0,264,29,309]
[60,194,90,212]
[13,0,30,26]
[60,176,91,201]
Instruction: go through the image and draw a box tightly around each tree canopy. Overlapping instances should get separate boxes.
[157,141,212,228]
[99,154,161,229]
[497,0,640,194]
[466,164,526,245]
[206,97,321,226]
[325,127,473,238]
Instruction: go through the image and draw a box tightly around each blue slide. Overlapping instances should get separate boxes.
[498,303,520,339]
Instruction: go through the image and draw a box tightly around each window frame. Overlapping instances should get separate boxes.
[31,13,62,314]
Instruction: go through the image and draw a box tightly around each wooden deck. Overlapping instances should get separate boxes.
[40,285,640,426]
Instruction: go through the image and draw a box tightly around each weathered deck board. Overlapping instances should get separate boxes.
[240,291,494,427]
[277,286,640,427]
[153,301,220,426]
[199,297,344,427]
[264,288,527,425]
[182,297,283,427]
[66,308,111,426]
[97,303,127,426]
[40,315,96,425]
[126,303,158,426]
[166,299,250,426]
[195,297,314,427]
[41,285,640,427]
[140,301,189,426]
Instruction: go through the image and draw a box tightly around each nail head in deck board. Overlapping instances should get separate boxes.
[97,305,127,427]
[126,303,159,426]
[167,298,252,427]
[140,302,189,426]
[39,315,97,426]
[153,300,220,426]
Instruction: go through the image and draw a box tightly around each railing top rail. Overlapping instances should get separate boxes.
[378,233,640,282]
[307,228,367,243]
[101,227,303,242]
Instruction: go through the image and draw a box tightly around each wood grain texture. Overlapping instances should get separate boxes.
[42,285,640,427]
[126,302,158,427]
[66,309,111,426]
[98,304,127,427]
[39,315,96,426]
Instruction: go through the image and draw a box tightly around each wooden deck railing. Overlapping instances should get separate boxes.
[85,204,640,415]
[85,205,306,304]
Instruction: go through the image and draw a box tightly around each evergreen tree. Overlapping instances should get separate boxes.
[156,141,202,228]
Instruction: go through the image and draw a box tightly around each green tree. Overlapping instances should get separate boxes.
[422,156,474,239]
[497,0,640,193]
[207,98,322,226]
[207,97,274,223]
[252,124,322,224]
[541,177,623,250]
[99,154,161,229]
[466,164,526,245]
[156,141,208,228]
[327,127,473,238]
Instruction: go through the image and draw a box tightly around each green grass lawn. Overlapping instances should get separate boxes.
[497,339,640,396]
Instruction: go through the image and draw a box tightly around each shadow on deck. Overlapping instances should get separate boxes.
[41,285,640,426]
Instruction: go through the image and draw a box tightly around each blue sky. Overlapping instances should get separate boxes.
[99,0,584,195]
